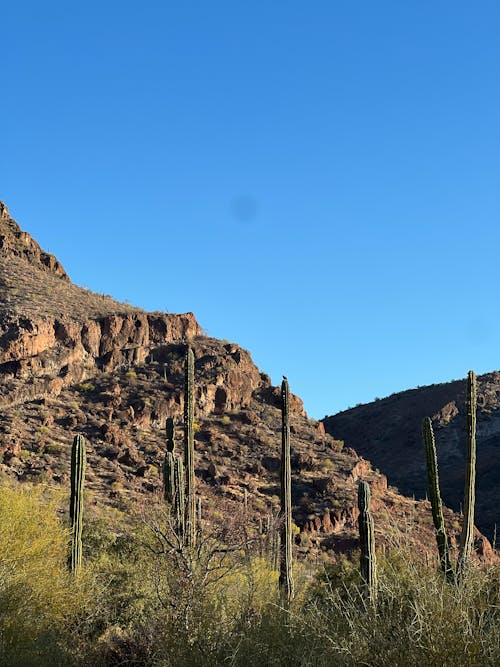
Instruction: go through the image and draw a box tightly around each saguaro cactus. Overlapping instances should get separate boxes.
[358,480,377,604]
[163,418,176,503]
[69,434,86,573]
[422,417,454,581]
[184,347,196,546]
[457,370,477,580]
[196,496,203,542]
[174,456,185,542]
[279,377,294,604]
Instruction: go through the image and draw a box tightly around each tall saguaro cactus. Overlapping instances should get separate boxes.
[358,480,377,604]
[184,347,196,546]
[69,434,86,573]
[422,417,454,581]
[279,377,294,604]
[457,370,477,580]
[422,370,478,584]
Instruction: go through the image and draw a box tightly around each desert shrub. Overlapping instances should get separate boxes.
[0,489,498,667]
[77,381,95,392]
[0,486,90,666]
[289,549,500,667]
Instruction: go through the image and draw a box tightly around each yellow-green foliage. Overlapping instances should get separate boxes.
[211,556,279,622]
[0,487,89,665]
[0,487,498,667]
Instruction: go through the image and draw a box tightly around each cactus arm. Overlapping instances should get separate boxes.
[422,417,454,582]
[163,451,176,503]
[69,434,86,573]
[357,480,377,604]
[174,455,185,543]
[166,417,175,453]
[163,417,176,503]
[279,377,294,604]
[457,370,477,580]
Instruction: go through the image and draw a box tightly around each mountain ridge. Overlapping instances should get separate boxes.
[0,200,496,564]
[323,372,500,541]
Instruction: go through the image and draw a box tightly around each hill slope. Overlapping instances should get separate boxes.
[0,200,495,563]
[323,374,500,541]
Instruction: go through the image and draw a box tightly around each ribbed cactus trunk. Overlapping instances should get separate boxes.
[196,496,202,542]
[184,347,196,546]
[174,456,185,542]
[279,377,294,605]
[358,480,377,604]
[69,434,86,573]
[457,370,477,581]
[422,417,454,582]
[163,418,176,503]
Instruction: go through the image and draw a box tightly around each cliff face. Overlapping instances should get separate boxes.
[323,374,500,541]
[0,201,200,405]
[0,200,495,564]
[0,311,200,406]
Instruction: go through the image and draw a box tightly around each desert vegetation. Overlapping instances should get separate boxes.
[0,355,498,666]
[0,485,498,666]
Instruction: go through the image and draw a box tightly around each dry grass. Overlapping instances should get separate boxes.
[0,254,141,323]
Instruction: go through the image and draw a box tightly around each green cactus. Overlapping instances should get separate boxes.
[166,416,175,453]
[163,452,175,504]
[357,480,377,604]
[457,370,477,581]
[422,417,454,582]
[163,418,176,503]
[174,455,185,542]
[196,496,202,542]
[422,370,478,584]
[279,377,294,604]
[69,434,86,573]
[184,347,196,546]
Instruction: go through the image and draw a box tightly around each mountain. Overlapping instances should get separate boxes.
[323,375,500,541]
[0,200,495,564]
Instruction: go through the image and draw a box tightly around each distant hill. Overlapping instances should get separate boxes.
[0,200,495,564]
[323,375,500,541]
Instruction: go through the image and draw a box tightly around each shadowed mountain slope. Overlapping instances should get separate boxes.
[323,375,500,541]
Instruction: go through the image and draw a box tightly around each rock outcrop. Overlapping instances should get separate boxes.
[0,201,68,279]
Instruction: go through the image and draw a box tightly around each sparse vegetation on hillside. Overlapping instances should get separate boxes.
[0,254,140,321]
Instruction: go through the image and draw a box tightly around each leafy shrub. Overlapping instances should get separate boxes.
[0,487,90,665]
[77,381,95,393]
[0,489,498,667]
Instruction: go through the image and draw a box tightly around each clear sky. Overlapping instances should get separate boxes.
[2,2,499,419]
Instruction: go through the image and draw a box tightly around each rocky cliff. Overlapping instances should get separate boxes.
[0,200,495,564]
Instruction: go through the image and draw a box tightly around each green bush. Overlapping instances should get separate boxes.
[0,488,498,666]
[0,487,90,665]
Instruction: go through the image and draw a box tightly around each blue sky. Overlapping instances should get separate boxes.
[2,2,499,418]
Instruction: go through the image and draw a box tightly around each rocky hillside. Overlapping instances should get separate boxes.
[0,201,495,564]
[323,375,500,542]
